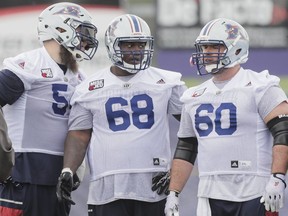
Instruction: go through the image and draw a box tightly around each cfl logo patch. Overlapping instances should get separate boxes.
[89,79,104,91]
[41,68,53,78]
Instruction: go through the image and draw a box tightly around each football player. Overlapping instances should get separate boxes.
[165,18,288,216]
[0,2,98,216]
[56,14,187,216]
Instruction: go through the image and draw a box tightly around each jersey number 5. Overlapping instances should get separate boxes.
[52,84,68,115]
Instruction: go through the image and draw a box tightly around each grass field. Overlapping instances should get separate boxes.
[184,76,288,94]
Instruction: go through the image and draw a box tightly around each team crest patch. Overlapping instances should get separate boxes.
[225,24,245,40]
[41,68,53,78]
[89,79,104,91]
[192,88,206,97]
[108,20,120,37]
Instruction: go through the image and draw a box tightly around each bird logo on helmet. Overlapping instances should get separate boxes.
[53,6,82,18]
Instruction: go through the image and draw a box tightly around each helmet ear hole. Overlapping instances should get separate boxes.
[235,49,241,55]
[56,27,66,33]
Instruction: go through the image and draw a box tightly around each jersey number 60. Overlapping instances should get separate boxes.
[195,103,237,137]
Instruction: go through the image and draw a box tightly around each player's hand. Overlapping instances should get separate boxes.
[165,191,179,216]
[260,173,286,212]
[152,171,170,195]
[56,168,76,205]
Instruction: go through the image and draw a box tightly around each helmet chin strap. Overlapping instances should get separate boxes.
[121,59,149,74]
[117,62,140,74]
[205,64,217,73]
[205,63,228,74]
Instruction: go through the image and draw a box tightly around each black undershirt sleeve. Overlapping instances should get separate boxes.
[0,69,25,106]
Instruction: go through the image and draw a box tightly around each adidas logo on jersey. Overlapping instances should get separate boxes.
[89,79,104,91]
[18,61,25,69]
[231,161,239,168]
[153,158,168,166]
[156,79,165,84]
[153,158,160,165]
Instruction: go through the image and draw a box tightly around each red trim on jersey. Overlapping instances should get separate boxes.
[0,206,23,216]
[265,211,279,216]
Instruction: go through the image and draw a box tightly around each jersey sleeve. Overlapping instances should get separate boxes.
[254,70,282,104]
[3,53,38,90]
[258,85,288,119]
[177,104,196,138]
[68,102,93,130]
[161,70,187,115]
[168,83,187,115]
[69,80,93,130]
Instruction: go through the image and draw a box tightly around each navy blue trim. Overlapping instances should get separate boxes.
[0,69,24,106]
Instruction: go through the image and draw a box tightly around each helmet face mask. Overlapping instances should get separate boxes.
[105,14,154,74]
[68,21,98,60]
[192,40,229,75]
[191,18,249,76]
[38,2,99,62]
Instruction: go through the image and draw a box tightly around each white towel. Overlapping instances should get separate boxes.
[197,197,212,216]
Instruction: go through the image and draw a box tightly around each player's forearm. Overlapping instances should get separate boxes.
[271,145,288,174]
[63,129,91,173]
[169,159,193,193]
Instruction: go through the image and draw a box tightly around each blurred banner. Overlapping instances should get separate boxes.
[0,0,120,8]
[156,0,288,48]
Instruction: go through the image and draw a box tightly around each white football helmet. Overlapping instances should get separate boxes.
[38,2,99,61]
[191,18,249,75]
[105,14,154,73]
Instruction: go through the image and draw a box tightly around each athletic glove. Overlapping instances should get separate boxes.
[152,171,170,195]
[56,168,76,205]
[165,191,180,216]
[72,173,81,191]
[260,173,286,212]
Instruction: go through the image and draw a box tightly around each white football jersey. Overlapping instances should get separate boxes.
[179,68,287,201]
[69,66,186,203]
[2,47,84,155]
